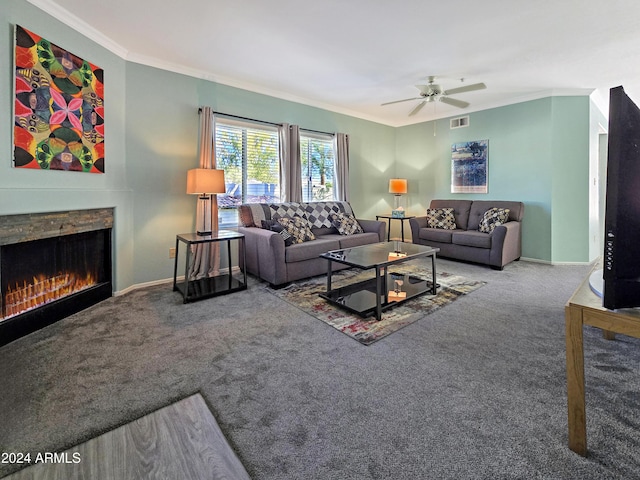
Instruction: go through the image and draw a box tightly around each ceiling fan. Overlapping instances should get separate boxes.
[381,76,486,116]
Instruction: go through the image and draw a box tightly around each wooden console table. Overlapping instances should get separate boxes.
[565,268,640,456]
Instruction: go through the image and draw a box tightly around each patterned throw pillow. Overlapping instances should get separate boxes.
[261,220,294,246]
[330,212,364,235]
[479,208,510,233]
[426,208,457,230]
[276,217,316,244]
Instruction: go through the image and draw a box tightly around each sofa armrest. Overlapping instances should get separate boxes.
[238,226,287,285]
[489,221,522,267]
[409,217,429,244]
[357,219,386,242]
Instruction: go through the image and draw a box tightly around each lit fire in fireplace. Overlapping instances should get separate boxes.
[2,272,97,319]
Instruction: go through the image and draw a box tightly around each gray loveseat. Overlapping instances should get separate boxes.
[409,199,525,270]
[237,201,385,287]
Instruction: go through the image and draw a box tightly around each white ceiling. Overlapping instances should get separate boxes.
[27,0,640,127]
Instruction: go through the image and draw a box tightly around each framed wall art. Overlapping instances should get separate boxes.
[451,139,488,193]
[13,25,105,173]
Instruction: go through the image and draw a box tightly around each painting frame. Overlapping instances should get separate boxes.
[13,25,105,174]
[451,139,488,194]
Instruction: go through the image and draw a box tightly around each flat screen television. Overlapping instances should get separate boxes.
[597,85,640,310]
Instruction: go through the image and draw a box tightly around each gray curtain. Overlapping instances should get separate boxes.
[279,124,302,203]
[334,132,350,202]
[190,106,220,278]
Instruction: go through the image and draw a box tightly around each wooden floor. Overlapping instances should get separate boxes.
[5,394,251,480]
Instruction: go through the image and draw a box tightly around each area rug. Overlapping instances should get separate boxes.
[267,264,485,345]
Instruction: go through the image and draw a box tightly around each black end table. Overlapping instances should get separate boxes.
[376,214,416,242]
[173,230,247,303]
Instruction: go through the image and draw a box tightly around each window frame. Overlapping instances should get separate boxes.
[300,130,336,203]
[215,118,280,228]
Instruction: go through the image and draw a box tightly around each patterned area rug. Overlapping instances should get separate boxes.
[267,264,485,345]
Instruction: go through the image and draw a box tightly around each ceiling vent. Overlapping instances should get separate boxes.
[450,116,470,129]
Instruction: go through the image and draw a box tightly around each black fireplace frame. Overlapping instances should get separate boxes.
[0,209,114,347]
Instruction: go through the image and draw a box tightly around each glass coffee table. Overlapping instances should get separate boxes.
[319,241,440,321]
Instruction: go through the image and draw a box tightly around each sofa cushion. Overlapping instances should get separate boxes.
[276,217,316,244]
[284,237,341,263]
[312,226,339,236]
[452,230,492,248]
[322,232,380,249]
[426,208,456,230]
[478,208,510,233]
[330,212,364,235]
[419,228,454,244]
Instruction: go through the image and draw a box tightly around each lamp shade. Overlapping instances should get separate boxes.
[389,178,408,194]
[186,168,226,195]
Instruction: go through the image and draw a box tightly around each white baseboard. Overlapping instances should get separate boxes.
[114,277,173,296]
[520,257,592,266]
[113,266,241,297]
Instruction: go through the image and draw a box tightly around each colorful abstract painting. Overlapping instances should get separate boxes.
[451,139,488,193]
[14,25,105,173]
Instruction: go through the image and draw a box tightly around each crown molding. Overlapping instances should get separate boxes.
[125,52,387,126]
[25,0,129,58]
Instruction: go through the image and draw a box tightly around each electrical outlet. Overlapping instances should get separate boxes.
[169,247,176,259]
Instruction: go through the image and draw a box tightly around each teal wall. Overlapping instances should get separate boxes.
[396,97,597,263]
[1,1,601,292]
[0,1,135,290]
[124,64,395,285]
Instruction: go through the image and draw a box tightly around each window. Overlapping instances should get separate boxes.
[215,119,280,226]
[300,132,336,202]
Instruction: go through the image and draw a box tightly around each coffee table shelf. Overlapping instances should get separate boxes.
[319,271,436,318]
[320,241,439,320]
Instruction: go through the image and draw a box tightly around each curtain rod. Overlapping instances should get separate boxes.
[198,108,335,137]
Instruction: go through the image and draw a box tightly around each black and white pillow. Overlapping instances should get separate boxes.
[330,212,364,235]
[276,217,316,244]
[303,202,344,229]
[479,208,510,233]
[426,208,456,230]
[262,219,295,246]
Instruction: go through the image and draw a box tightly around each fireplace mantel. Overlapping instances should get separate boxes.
[0,208,114,246]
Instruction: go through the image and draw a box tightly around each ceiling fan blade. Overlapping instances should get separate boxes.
[381,97,421,106]
[439,96,469,108]
[442,82,486,96]
[409,101,427,116]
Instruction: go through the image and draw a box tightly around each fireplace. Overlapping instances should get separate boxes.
[0,208,113,346]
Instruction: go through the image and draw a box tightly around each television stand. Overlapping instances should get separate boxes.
[565,264,640,456]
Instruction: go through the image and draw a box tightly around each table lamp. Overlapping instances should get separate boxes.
[187,168,226,236]
[389,178,407,217]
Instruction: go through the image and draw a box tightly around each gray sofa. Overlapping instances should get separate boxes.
[409,199,525,270]
[237,201,385,287]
